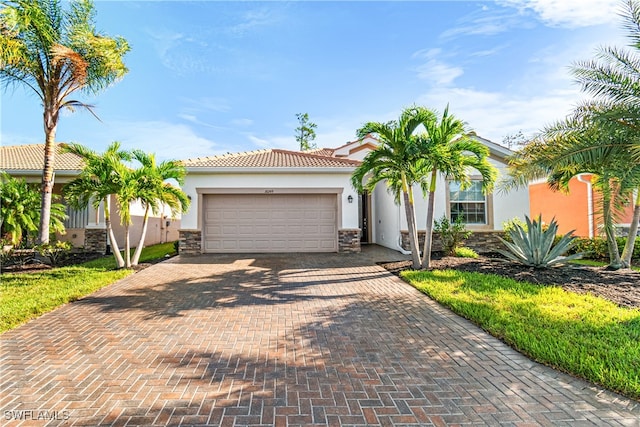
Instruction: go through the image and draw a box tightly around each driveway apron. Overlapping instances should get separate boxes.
[1,247,638,426]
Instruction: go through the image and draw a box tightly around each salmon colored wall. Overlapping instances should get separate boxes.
[530,175,637,237]
[529,177,591,237]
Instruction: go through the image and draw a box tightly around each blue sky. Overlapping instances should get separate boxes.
[1,0,626,161]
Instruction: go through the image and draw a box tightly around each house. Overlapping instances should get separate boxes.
[0,143,180,252]
[529,173,637,237]
[179,135,529,254]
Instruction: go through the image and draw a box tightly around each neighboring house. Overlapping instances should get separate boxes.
[529,173,637,238]
[179,135,529,254]
[0,143,180,251]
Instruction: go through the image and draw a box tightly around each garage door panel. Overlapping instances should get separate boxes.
[203,193,337,253]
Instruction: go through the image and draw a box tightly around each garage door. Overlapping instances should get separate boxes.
[203,194,337,253]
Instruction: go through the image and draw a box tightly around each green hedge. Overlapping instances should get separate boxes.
[560,236,640,261]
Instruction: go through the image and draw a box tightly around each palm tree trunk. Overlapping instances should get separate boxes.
[38,126,57,244]
[602,186,622,269]
[104,196,125,268]
[131,206,151,266]
[124,225,131,268]
[621,189,640,268]
[421,169,437,269]
[401,175,421,269]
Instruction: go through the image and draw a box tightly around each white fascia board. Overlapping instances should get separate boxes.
[186,167,356,174]
[2,169,80,176]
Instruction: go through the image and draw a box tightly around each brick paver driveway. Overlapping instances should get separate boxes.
[1,247,638,426]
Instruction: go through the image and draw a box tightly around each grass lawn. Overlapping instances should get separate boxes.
[0,242,176,333]
[401,269,640,400]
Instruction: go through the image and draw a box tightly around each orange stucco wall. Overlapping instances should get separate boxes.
[529,176,592,237]
[530,174,636,237]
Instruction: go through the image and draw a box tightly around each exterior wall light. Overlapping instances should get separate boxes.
[347,195,353,203]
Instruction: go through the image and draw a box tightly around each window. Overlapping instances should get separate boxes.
[449,180,487,224]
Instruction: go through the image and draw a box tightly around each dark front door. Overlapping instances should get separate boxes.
[360,192,370,244]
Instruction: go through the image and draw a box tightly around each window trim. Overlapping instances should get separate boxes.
[445,177,494,230]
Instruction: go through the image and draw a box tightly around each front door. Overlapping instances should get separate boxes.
[360,192,370,244]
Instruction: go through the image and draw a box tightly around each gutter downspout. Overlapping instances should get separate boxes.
[577,174,594,238]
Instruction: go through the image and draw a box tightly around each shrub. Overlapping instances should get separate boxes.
[434,215,471,256]
[36,241,73,267]
[498,216,582,268]
[454,247,478,258]
[502,217,528,242]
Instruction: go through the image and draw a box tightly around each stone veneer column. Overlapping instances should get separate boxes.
[84,227,107,254]
[338,229,361,253]
[178,230,202,255]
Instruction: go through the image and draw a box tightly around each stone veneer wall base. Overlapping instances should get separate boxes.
[400,230,505,254]
[338,229,361,253]
[84,228,107,254]
[179,230,202,255]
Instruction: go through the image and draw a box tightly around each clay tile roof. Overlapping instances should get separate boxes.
[0,143,84,171]
[306,148,336,157]
[182,148,360,168]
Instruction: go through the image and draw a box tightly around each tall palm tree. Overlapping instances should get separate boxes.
[62,142,131,268]
[569,0,640,266]
[352,107,436,269]
[0,0,129,244]
[415,106,497,269]
[129,150,190,266]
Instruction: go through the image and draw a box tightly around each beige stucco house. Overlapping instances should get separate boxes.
[179,135,529,255]
[0,143,180,252]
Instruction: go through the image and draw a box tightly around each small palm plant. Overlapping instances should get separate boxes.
[497,216,582,268]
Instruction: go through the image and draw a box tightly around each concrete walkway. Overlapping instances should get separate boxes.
[1,247,638,426]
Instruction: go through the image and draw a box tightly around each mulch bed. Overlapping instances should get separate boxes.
[380,254,640,310]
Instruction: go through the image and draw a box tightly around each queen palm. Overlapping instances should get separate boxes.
[129,150,190,266]
[0,0,129,244]
[63,142,131,268]
[352,107,436,269]
[415,107,497,269]
[548,0,640,267]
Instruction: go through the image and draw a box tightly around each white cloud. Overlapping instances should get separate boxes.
[93,120,222,161]
[412,48,463,86]
[231,118,254,127]
[228,8,281,36]
[417,86,582,143]
[440,7,528,39]
[498,0,620,27]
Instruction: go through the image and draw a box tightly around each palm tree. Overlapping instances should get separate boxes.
[0,172,66,246]
[129,150,190,266]
[0,0,129,244]
[351,107,436,269]
[569,0,640,266]
[415,106,497,269]
[507,114,640,269]
[62,142,131,268]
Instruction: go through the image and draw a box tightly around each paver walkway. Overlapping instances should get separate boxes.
[1,247,638,426]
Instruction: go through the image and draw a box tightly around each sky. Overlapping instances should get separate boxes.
[0,0,630,161]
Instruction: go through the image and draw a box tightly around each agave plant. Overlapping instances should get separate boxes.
[497,216,582,268]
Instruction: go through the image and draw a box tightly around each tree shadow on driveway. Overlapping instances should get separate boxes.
[76,252,394,319]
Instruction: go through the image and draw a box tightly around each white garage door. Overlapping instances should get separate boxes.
[203,194,337,253]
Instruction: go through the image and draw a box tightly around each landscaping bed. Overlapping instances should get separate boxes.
[381,253,640,309]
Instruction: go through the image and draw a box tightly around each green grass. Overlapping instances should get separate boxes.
[571,259,640,271]
[401,269,640,400]
[0,242,177,333]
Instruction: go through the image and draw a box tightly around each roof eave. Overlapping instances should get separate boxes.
[185,166,357,174]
